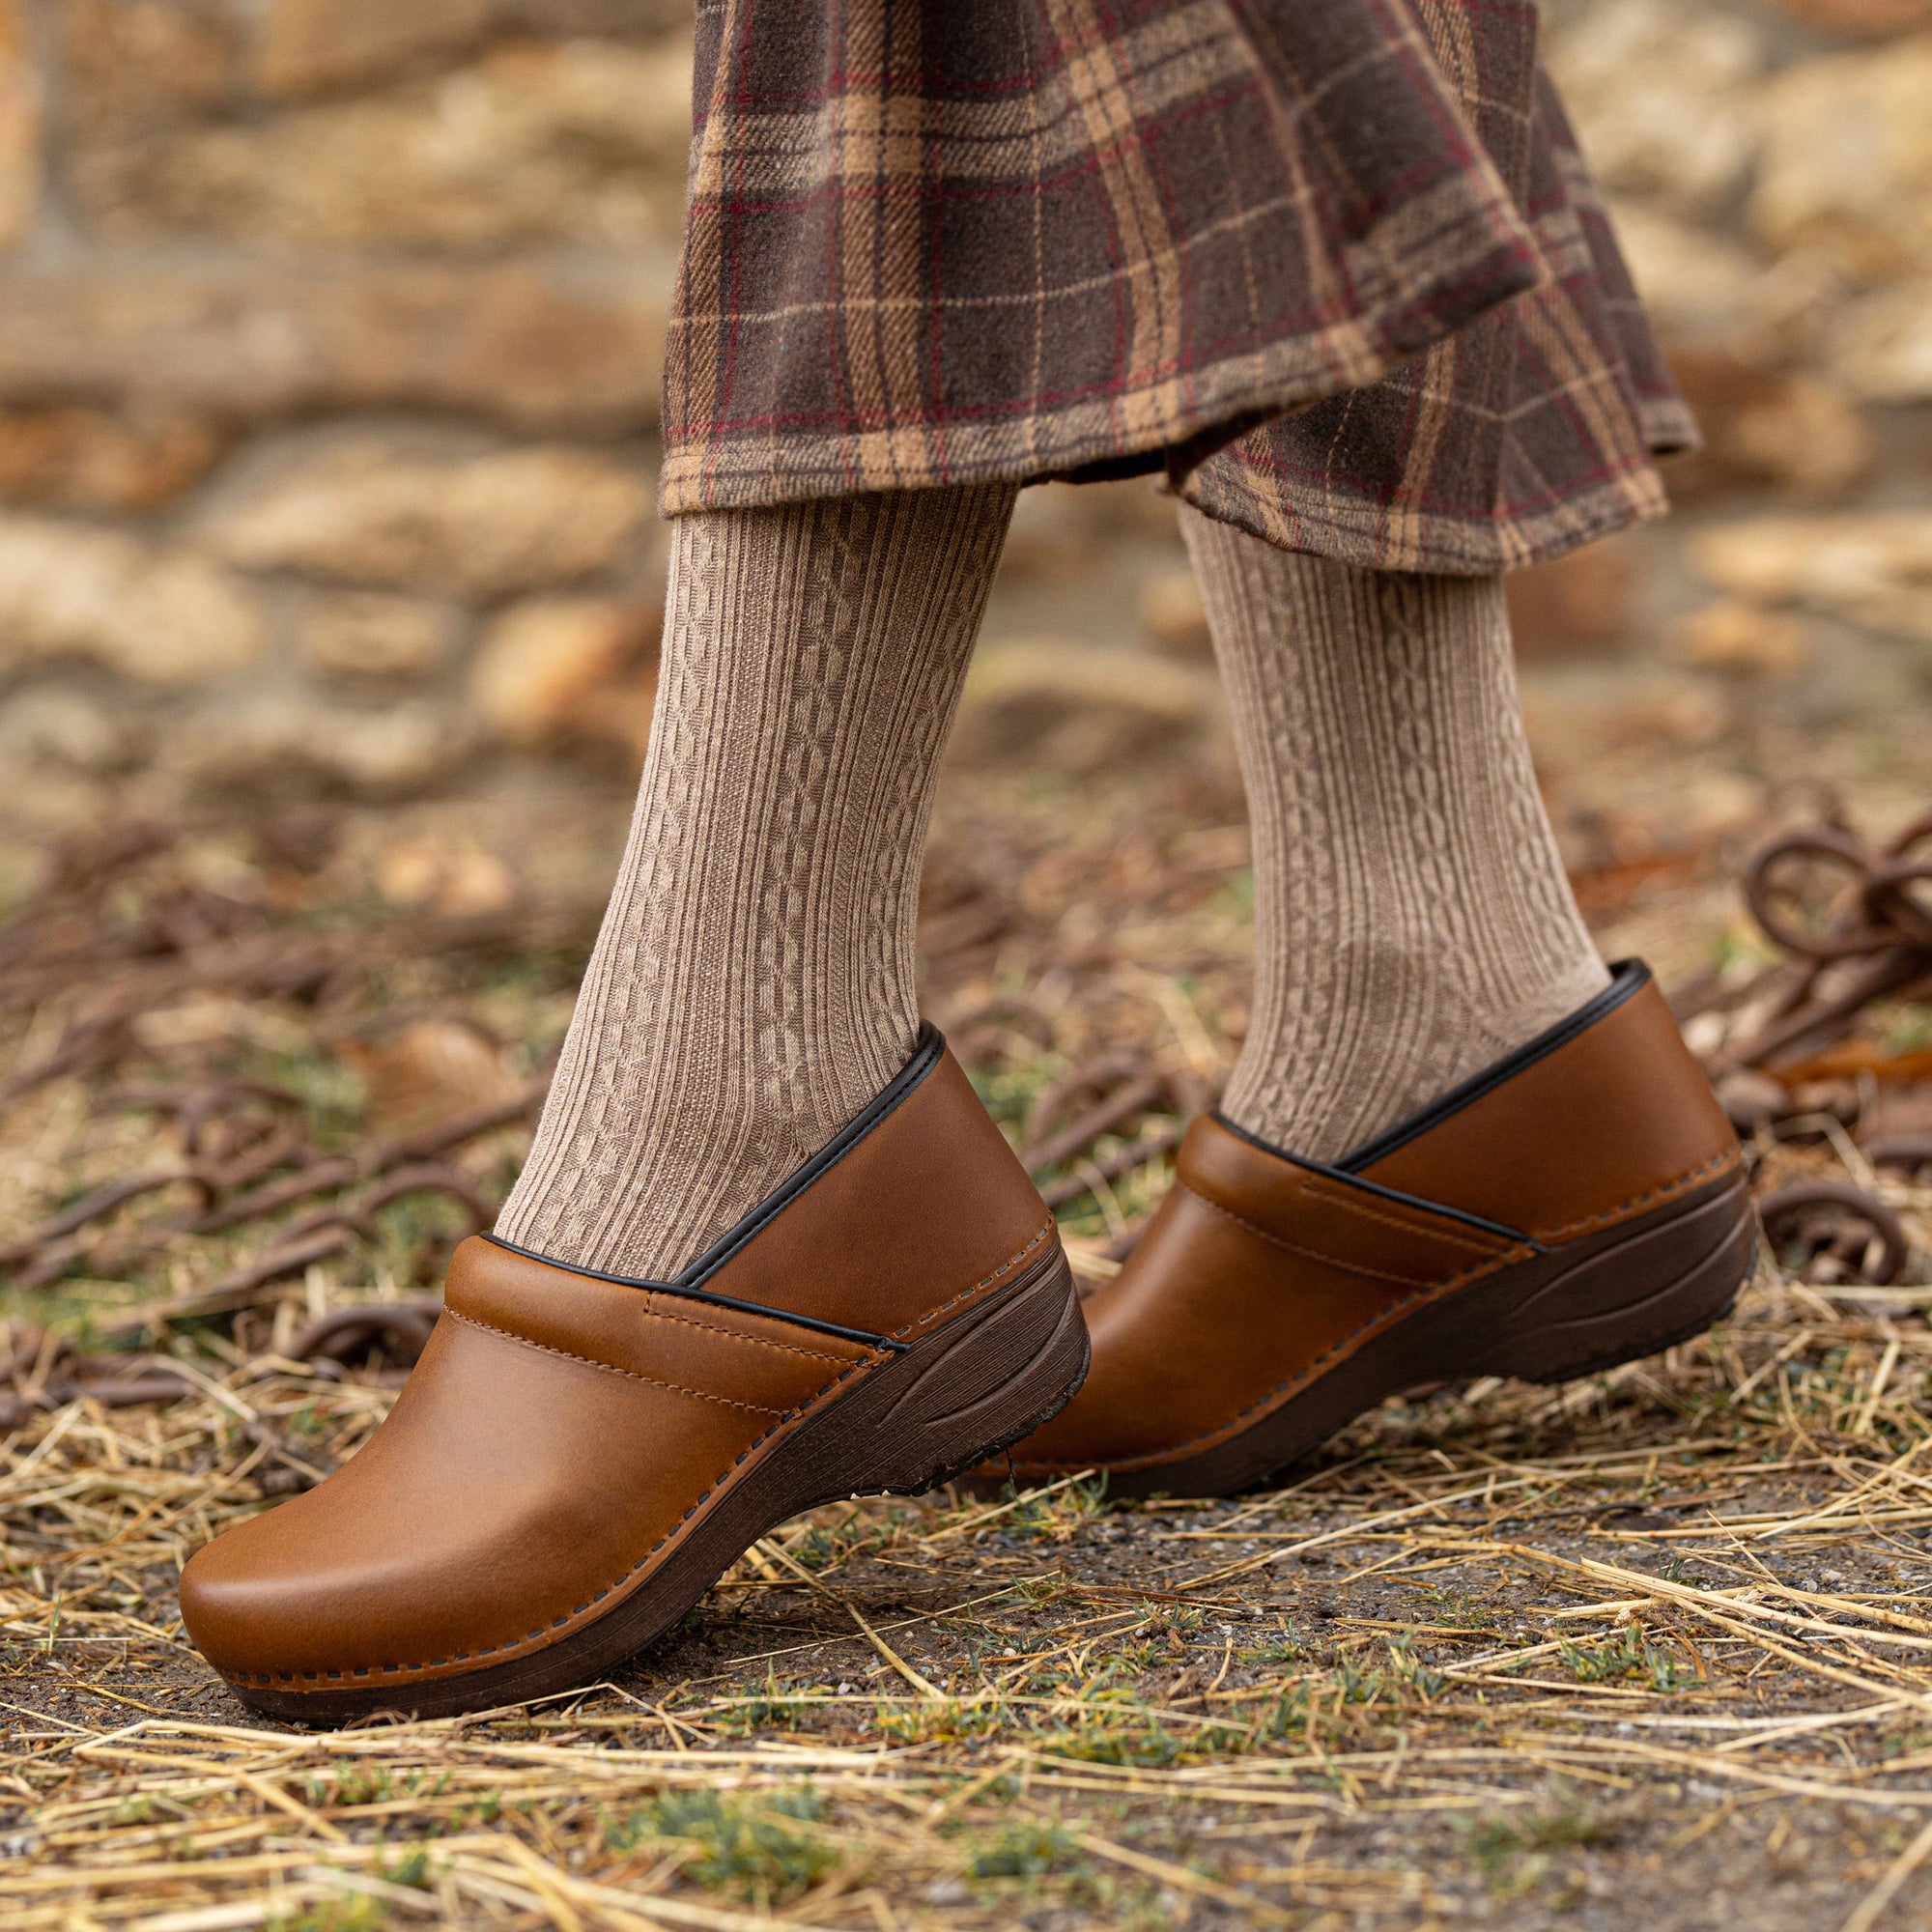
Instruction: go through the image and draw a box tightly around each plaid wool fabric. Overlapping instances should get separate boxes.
[659,0,1692,574]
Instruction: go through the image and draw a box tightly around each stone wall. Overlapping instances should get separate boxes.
[1538,0,1932,699]
[0,0,1929,839]
[0,0,690,830]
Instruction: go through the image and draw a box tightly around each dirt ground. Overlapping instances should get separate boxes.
[4,0,1932,1919]
[5,537,1932,1932]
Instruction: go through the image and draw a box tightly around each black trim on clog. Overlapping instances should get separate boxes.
[479,1234,910,1351]
[1207,961,1653,1238]
[481,1022,950,1351]
[1208,1115,1538,1248]
[1333,960,1650,1174]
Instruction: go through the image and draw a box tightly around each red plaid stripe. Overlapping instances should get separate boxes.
[660,0,1692,574]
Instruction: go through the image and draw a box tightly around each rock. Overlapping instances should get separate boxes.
[0,517,265,685]
[254,0,491,99]
[58,0,239,139]
[77,39,695,250]
[1687,512,1932,642]
[503,0,696,32]
[1138,568,1211,655]
[0,0,39,249]
[1605,203,1772,341]
[300,592,455,683]
[1546,0,1764,217]
[1751,38,1932,281]
[471,596,660,755]
[0,689,146,832]
[1667,599,1815,678]
[1611,203,1863,373]
[1520,672,1734,762]
[1833,280,1932,399]
[1505,541,1636,659]
[953,640,1222,774]
[372,834,518,915]
[993,491,1100,583]
[0,406,227,512]
[0,265,668,432]
[206,444,652,596]
[1766,0,1932,36]
[0,688,143,775]
[1661,351,1874,498]
[166,696,465,799]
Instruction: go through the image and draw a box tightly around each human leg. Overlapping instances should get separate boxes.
[1180,507,1608,1165]
[498,483,1016,1279]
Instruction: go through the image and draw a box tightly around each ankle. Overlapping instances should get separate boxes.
[493,485,1014,1285]
[1222,949,1610,1164]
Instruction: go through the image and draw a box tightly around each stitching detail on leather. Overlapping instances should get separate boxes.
[636,1297,858,1365]
[672,1029,943,1291]
[891,1219,1057,1339]
[446,1310,800,1415]
[1535,1146,1743,1245]
[230,1350,874,1690]
[1013,1149,1744,1476]
[1290,1177,1511,1253]
[226,1222,1065,1693]
[1179,1182,1492,1291]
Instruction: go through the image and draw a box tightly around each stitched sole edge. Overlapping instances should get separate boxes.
[220,1242,1088,1724]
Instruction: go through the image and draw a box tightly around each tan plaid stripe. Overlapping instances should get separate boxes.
[661,0,1692,574]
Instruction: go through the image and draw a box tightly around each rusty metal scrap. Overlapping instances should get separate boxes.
[1673,814,1932,1291]
[0,820,569,1360]
[1756,1179,1911,1289]
[1707,812,1932,1076]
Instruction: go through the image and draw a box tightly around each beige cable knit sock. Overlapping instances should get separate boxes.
[1181,505,1608,1165]
[497,482,1017,1279]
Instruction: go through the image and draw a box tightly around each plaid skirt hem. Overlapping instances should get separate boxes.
[657,239,1540,526]
[661,0,1695,577]
[1176,457,1670,578]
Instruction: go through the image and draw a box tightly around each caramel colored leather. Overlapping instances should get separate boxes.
[180,1042,1055,1694]
[452,1242,876,1405]
[676,1047,1053,1342]
[181,1297,862,1684]
[1012,969,1741,1477]
[1359,980,1737,1242]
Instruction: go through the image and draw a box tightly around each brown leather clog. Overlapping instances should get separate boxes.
[180,1027,1087,1722]
[1001,961,1754,1499]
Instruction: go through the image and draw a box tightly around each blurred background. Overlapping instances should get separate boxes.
[0,0,1928,1138]
[0,0,1926,901]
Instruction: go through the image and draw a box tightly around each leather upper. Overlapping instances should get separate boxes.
[180,1042,1056,1692]
[1010,966,1742,1477]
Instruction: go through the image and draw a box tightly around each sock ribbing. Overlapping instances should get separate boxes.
[1181,505,1609,1164]
[496,482,1016,1279]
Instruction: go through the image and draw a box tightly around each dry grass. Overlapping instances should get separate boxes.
[6,750,1932,1931]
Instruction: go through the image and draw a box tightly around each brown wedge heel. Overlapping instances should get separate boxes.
[179,1027,1088,1724]
[1000,960,1757,1500]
